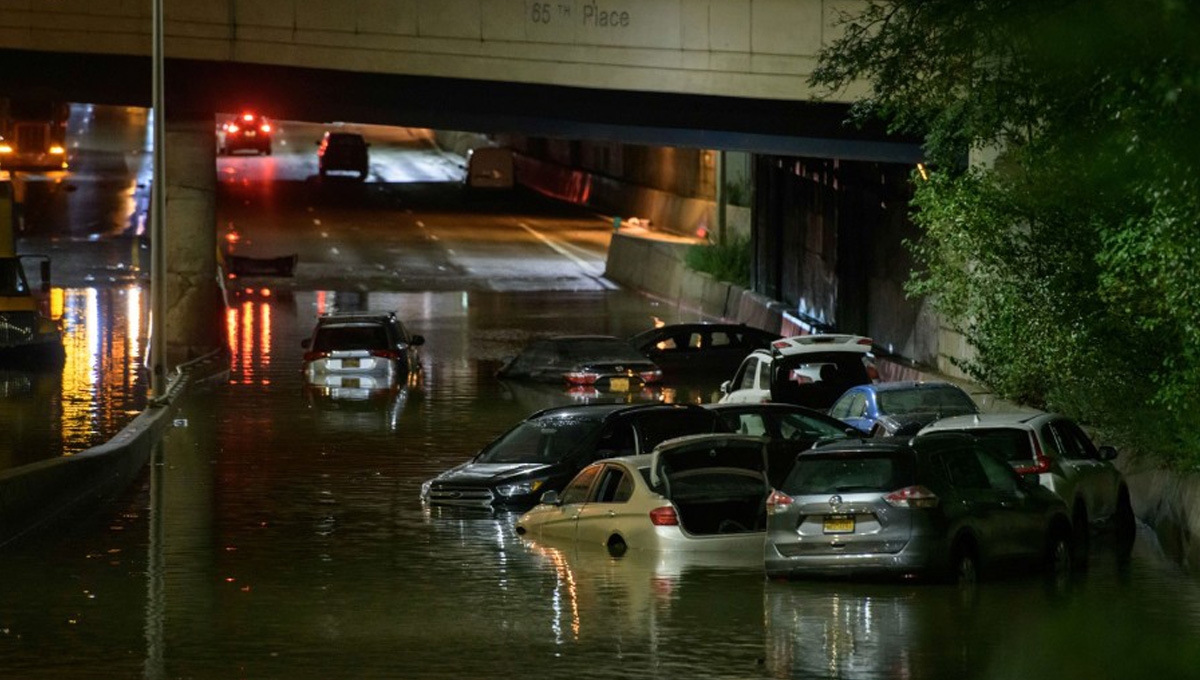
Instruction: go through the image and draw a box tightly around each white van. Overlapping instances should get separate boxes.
[464,147,514,189]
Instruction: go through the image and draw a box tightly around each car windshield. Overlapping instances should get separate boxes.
[782,451,915,495]
[878,386,976,415]
[958,428,1035,464]
[475,417,600,464]
[313,325,389,352]
[777,412,851,440]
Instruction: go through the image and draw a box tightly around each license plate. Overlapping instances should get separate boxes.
[342,377,360,389]
[823,515,855,534]
[342,358,360,369]
[608,377,630,392]
[246,131,257,136]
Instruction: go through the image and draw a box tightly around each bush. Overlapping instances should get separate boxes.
[685,235,751,288]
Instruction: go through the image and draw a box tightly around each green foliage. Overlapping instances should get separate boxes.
[814,0,1200,467]
[685,236,751,288]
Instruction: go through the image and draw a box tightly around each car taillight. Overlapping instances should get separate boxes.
[303,351,329,362]
[564,371,599,386]
[242,113,255,121]
[884,485,939,508]
[1013,434,1052,475]
[638,369,662,384]
[370,349,400,360]
[649,506,679,526]
[227,124,240,134]
[260,123,272,133]
[857,337,875,346]
[765,490,793,514]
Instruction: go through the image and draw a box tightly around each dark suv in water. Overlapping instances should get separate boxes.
[420,403,727,510]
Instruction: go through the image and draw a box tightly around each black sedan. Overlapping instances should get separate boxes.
[496,335,662,392]
[629,322,779,382]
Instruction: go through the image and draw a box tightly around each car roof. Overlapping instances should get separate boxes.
[630,322,777,337]
[325,131,365,141]
[525,402,709,421]
[315,311,396,325]
[857,380,967,393]
[769,334,874,357]
[921,411,1052,432]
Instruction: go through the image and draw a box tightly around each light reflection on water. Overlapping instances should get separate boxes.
[2,289,1200,680]
[0,283,148,470]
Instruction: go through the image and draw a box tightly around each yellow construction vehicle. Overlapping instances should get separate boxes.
[0,174,64,364]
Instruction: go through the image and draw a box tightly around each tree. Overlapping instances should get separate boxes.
[811,0,1200,466]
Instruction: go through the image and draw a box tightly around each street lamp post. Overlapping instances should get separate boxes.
[150,0,167,399]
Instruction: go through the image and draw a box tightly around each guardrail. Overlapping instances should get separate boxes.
[0,348,228,549]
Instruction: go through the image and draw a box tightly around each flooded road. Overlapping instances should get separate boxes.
[3,106,1200,679]
[3,286,1200,679]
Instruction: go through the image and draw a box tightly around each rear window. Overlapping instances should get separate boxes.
[959,428,1035,464]
[556,338,646,363]
[878,386,976,416]
[313,325,390,352]
[770,351,871,406]
[635,411,722,449]
[477,417,600,464]
[782,451,915,496]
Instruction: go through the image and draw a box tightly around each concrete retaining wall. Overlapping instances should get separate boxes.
[0,351,227,549]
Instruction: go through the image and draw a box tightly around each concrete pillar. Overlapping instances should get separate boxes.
[163,118,225,364]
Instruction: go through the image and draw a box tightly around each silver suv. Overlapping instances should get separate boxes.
[764,435,1074,583]
[918,411,1134,563]
[301,311,424,392]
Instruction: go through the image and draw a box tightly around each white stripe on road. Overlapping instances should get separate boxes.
[517,223,602,274]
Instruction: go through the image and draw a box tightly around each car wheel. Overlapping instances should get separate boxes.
[1072,503,1090,570]
[1115,487,1136,556]
[950,540,978,586]
[607,535,627,558]
[1045,527,1073,580]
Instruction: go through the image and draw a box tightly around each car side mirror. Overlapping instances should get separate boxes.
[720,380,731,395]
[301,338,311,349]
[410,334,425,346]
[1097,445,1118,461]
[539,490,561,506]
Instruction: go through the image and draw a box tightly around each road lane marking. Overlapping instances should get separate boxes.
[517,223,602,273]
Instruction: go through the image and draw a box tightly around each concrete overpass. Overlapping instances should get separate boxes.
[0,1,938,374]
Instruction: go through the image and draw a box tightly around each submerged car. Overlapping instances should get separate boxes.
[628,322,780,382]
[301,311,424,391]
[918,411,1134,561]
[828,381,979,437]
[763,434,1074,583]
[516,433,771,556]
[420,403,725,510]
[719,334,878,410]
[497,335,663,392]
[704,402,864,486]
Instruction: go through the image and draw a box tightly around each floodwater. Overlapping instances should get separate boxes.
[2,288,1200,679]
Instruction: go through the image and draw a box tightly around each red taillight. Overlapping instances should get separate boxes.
[242,113,255,121]
[772,340,790,350]
[564,371,599,386]
[1013,434,1052,475]
[639,369,662,384]
[649,506,679,526]
[260,123,272,133]
[857,337,874,346]
[303,351,329,362]
[884,485,939,508]
[227,124,240,134]
[765,490,793,514]
[370,349,400,360]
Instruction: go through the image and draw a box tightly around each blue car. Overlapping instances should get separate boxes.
[828,381,979,436]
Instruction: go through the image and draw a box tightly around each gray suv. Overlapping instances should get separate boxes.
[918,411,1134,563]
[764,435,1073,583]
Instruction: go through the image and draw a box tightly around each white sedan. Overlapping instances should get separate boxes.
[515,434,771,556]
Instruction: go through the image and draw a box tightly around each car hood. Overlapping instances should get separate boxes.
[432,461,558,485]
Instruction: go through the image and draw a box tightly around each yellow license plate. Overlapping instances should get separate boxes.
[823,515,855,534]
[342,358,360,369]
[608,377,630,392]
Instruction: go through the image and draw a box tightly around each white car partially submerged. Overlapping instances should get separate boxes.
[718,334,877,410]
[515,434,771,556]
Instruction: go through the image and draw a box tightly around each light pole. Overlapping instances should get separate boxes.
[150,0,167,399]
